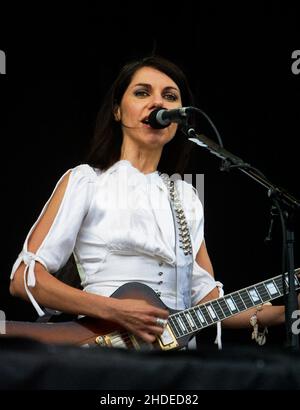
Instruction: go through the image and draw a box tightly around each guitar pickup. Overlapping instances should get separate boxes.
[157,325,179,350]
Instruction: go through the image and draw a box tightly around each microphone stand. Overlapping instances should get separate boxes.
[186,127,300,350]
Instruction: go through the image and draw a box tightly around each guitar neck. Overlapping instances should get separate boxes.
[168,269,300,340]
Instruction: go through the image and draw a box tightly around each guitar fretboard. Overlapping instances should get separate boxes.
[168,269,300,339]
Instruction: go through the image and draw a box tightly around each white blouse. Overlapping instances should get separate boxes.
[11,160,218,316]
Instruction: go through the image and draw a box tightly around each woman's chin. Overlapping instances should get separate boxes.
[144,132,173,148]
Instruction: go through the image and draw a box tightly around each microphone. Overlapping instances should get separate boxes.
[148,107,194,129]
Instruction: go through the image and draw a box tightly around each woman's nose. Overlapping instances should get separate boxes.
[149,94,164,109]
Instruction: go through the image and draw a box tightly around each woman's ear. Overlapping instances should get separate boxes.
[113,105,121,122]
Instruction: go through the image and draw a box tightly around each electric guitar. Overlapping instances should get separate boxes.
[4,268,300,350]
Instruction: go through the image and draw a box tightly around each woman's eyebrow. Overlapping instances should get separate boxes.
[133,83,179,92]
[132,82,151,88]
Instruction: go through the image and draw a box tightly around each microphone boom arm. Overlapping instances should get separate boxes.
[186,128,300,211]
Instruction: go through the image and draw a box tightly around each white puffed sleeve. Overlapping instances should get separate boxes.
[10,164,96,316]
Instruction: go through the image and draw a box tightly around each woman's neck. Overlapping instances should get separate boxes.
[120,144,162,175]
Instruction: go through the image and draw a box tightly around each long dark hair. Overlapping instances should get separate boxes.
[86,56,195,175]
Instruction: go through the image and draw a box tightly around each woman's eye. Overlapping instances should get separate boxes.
[134,90,149,97]
[164,93,178,101]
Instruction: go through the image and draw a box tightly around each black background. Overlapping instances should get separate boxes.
[0,2,299,346]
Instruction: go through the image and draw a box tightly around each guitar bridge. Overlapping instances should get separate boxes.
[95,331,139,349]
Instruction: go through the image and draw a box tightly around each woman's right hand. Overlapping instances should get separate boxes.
[106,298,169,344]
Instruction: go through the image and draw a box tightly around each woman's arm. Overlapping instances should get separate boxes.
[195,241,214,277]
[11,261,168,343]
[10,172,168,344]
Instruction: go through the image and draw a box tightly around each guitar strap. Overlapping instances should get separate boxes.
[160,174,193,309]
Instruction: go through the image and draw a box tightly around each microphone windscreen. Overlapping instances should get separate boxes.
[148,109,169,129]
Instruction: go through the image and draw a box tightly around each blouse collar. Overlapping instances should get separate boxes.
[106,160,168,192]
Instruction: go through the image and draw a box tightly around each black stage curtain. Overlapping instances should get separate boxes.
[1,336,300,390]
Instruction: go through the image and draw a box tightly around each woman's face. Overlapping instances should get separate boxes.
[115,66,182,149]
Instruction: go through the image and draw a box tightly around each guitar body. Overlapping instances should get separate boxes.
[4,283,191,350]
[3,270,299,350]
